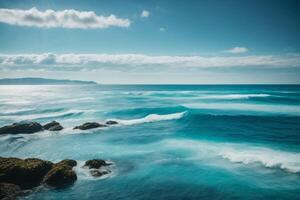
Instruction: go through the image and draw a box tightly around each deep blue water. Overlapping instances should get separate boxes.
[0,84,300,200]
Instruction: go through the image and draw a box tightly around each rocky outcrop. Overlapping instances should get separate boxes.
[43,121,63,131]
[0,157,78,198]
[43,161,77,188]
[84,159,112,177]
[0,157,111,198]
[74,122,107,130]
[0,122,43,135]
[55,159,77,168]
[0,119,120,135]
[84,159,110,169]
[0,183,21,200]
[0,157,53,188]
[105,120,118,125]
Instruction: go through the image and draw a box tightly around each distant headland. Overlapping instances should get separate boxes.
[0,78,98,85]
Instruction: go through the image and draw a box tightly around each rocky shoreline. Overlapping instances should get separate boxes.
[0,120,119,135]
[0,121,116,199]
[0,157,112,199]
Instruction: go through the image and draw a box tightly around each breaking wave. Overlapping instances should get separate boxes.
[110,111,187,125]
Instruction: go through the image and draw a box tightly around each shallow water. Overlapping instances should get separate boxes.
[0,84,300,200]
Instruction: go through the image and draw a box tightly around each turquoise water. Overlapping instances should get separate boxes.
[0,85,300,200]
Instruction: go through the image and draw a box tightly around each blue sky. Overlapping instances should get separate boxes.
[0,0,299,84]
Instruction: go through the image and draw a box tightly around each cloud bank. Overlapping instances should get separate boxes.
[226,47,248,54]
[0,7,130,29]
[0,53,299,71]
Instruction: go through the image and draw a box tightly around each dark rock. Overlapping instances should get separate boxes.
[43,164,77,187]
[43,121,63,131]
[105,120,118,125]
[89,169,110,177]
[0,122,43,135]
[48,125,63,131]
[84,159,110,169]
[0,182,21,200]
[55,159,77,168]
[73,122,107,130]
[0,157,53,188]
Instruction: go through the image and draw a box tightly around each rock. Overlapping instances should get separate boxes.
[89,169,110,177]
[84,159,112,177]
[43,121,59,129]
[0,122,43,135]
[0,157,53,188]
[105,120,118,125]
[48,125,63,131]
[44,122,63,131]
[43,121,63,131]
[73,122,107,130]
[84,159,110,169]
[55,159,77,168]
[0,183,21,200]
[43,164,77,187]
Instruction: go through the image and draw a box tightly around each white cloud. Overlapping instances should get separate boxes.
[141,10,150,18]
[225,47,248,54]
[0,53,299,71]
[0,7,130,29]
[159,27,165,31]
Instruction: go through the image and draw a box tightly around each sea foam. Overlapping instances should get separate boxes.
[163,139,300,173]
[183,102,300,115]
[110,111,187,125]
[197,94,271,99]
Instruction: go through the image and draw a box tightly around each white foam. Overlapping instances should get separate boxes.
[183,102,300,115]
[220,147,300,173]
[111,111,187,125]
[197,94,271,99]
[74,160,116,180]
[163,139,300,173]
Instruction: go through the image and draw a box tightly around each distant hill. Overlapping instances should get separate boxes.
[0,78,98,85]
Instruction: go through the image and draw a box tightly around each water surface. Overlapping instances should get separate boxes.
[0,85,300,200]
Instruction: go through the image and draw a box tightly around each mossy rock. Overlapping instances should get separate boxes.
[0,157,53,188]
[55,159,77,168]
[0,182,21,200]
[43,164,77,187]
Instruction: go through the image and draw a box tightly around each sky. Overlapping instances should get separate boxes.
[0,0,300,84]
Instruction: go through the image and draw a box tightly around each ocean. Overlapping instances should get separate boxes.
[0,84,300,200]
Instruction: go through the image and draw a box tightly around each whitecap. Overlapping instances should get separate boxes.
[74,160,116,180]
[109,111,187,126]
[163,139,300,173]
[196,94,271,99]
[183,102,300,115]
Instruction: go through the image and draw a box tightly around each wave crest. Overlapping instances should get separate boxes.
[111,111,187,125]
[163,139,300,173]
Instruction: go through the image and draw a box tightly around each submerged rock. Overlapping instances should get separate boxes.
[105,120,118,125]
[73,122,107,130]
[0,157,53,188]
[90,169,110,177]
[84,159,112,177]
[0,122,43,135]
[43,121,63,131]
[0,182,21,200]
[84,159,110,169]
